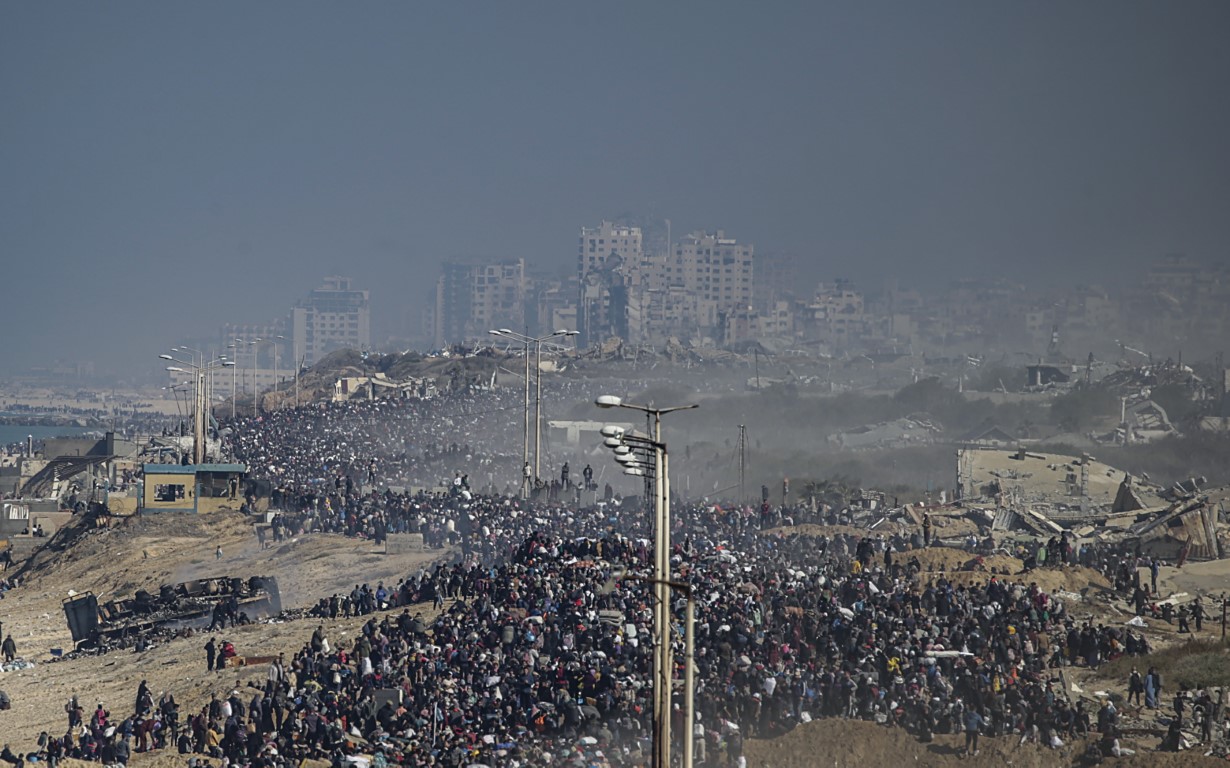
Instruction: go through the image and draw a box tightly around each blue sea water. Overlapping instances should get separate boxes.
[0,423,97,449]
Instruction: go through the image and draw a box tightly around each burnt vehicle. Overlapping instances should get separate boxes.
[63,575,281,649]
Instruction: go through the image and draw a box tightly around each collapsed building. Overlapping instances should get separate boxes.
[949,447,1225,559]
[820,448,1226,564]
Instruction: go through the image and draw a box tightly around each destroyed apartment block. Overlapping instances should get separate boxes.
[332,372,430,402]
[943,448,1229,560]
[956,448,1166,510]
[1094,397,1178,445]
[1128,498,1221,560]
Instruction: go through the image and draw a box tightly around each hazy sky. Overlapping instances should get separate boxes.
[2,2,1228,376]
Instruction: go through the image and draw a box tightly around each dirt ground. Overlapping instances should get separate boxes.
[744,718,1226,768]
[1161,557,1230,604]
[761,516,979,541]
[910,547,1112,594]
[0,510,445,747]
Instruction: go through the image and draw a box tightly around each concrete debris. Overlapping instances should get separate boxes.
[823,447,1230,572]
[0,659,35,673]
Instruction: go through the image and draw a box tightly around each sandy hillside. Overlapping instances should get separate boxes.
[0,510,445,746]
[745,718,1224,768]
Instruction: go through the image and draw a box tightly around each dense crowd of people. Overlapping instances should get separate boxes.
[0,387,1192,767]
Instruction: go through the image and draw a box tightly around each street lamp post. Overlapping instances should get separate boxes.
[596,395,697,768]
[226,339,244,418]
[173,346,210,420]
[248,339,263,413]
[600,570,696,768]
[490,328,578,496]
[271,335,284,406]
[162,353,235,464]
[163,383,190,422]
[249,337,283,411]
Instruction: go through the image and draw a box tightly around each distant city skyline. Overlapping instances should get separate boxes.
[2,2,1228,376]
[8,245,1230,388]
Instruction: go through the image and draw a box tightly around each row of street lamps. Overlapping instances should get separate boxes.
[594,395,698,768]
[159,351,234,465]
[489,328,578,498]
[486,381,698,766]
[226,335,286,417]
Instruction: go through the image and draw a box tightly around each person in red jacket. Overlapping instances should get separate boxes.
[220,640,237,668]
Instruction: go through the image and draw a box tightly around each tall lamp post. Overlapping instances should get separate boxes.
[248,339,264,413]
[599,568,697,768]
[162,384,190,421]
[227,342,240,419]
[161,354,235,464]
[269,335,284,405]
[172,346,209,418]
[596,393,697,768]
[249,336,286,408]
[489,328,579,496]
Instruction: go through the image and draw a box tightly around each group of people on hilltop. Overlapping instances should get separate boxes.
[0,386,1201,767]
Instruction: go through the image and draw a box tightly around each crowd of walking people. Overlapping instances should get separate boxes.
[1,386,1201,767]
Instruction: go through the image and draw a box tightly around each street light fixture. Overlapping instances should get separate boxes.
[598,569,698,768]
[595,395,697,768]
[159,353,234,464]
[490,327,580,496]
[244,336,286,411]
[226,341,244,418]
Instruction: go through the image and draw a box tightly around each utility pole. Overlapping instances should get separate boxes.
[193,368,206,465]
[523,338,531,495]
[534,338,543,482]
[490,329,577,496]
[294,354,304,409]
[738,424,747,504]
[595,395,697,768]
[161,354,233,465]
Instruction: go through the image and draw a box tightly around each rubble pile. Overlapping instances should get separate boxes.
[1101,361,1210,399]
[0,658,35,673]
[797,448,1227,570]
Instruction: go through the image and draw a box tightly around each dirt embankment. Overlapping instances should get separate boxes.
[744,718,1221,768]
[0,510,446,749]
[758,529,1112,594]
